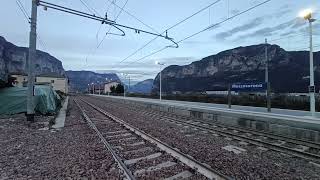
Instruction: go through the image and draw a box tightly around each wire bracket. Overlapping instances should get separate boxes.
[107,24,126,36]
[165,30,179,48]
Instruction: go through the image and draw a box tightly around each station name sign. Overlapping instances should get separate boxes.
[231,82,267,92]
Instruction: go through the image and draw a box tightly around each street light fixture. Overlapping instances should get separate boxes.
[299,8,316,117]
[91,82,94,94]
[155,61,165,101]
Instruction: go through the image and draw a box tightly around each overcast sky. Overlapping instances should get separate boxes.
[1,0,320,82]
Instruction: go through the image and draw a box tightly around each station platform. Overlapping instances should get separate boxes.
[90,95,320,142]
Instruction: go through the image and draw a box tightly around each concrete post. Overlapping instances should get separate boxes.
[265,39,271,112]
[160,68,162,101]
[228,84,231,109]
[27,0,38,122]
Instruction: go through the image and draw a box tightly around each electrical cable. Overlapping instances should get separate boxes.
[16,0,30,23]
[113,0,222,67]
[118,0,272,70]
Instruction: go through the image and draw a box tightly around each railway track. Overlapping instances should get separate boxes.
[74,98,232,180]
[86,96,320,163]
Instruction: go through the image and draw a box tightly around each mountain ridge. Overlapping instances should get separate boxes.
[129,79,153,94]
[0,36,65,83]
[152,44,320,93]
[66,70,120,92]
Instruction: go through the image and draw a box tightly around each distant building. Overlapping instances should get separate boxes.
[92,84,104,94]
[11,73,69,94]
[11,74,28,87]
[104,81,119,93]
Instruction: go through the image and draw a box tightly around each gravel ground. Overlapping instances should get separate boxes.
[83,95,320,180]
[0,97,121,179]
[77,100,207,180]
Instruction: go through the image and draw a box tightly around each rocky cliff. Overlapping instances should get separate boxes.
[66,71,120,92]
[152,44,320,93]
[0,36,65,83]
[129,79,153,94]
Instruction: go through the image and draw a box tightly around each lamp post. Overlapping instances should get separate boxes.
[91,83,94,94]
[97,81,101,95]
[300,9,316,117]
[155,61,165,101]
[265,38,271,112]
[122,73,128,98]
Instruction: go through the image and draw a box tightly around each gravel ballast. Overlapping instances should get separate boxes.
[0,97,120,179]
[83,95,320,180]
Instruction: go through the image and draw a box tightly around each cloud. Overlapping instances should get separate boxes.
[91,56,197,81]
[230,9,240,15]
[214,4,294,41]
[313,23,320,35]
[234,18,306,40]
[215,16,266,40]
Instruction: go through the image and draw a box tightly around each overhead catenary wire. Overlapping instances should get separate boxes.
[287,44,320,51]
[16,0,48,51]
[16,0,30,23]
[79,0,101,16]
[120,0,272,68]
[113,0,222,68]
[86,0,129,63]
[104,0,158,33]
[96,0,118,45]
[38,1,173,40]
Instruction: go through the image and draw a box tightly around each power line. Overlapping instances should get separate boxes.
[16,0,48,52]
[177,0,272,44]
[79,0,101,16]
[16,0,30,23]
[287,44,320,51]
[104,0,158,33]
[122,0,272,68]
[268,32,308,43]
[113,0,222,67]
[85,0,129,63]
[95,0,118,45]
[39,1,171,40]
[106,0,117,13]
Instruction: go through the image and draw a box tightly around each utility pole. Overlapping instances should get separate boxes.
[160,69,162,101]
[155,61,165,101]
[99,83,101,95]
[228,84,232,109]
[26,0,38,122]
[128,76,130,93]
[299,9,316,117]
[308,18,316,117]
[122,73,127,98]
[265,38,271,112]
[123,82,126,98]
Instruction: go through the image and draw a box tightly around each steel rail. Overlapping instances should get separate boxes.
[139,107,320,149]
[137,107,320,162]
[86,96,320,162]
[80,97,233,180]
[74,99,136,180]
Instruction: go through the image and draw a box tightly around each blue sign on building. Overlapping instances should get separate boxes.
[231,82,267,92]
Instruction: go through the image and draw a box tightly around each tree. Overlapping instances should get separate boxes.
[115,84,124,94]
[110,85,116,93]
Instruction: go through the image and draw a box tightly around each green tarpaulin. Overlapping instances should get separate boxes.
[0,85,61,115]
